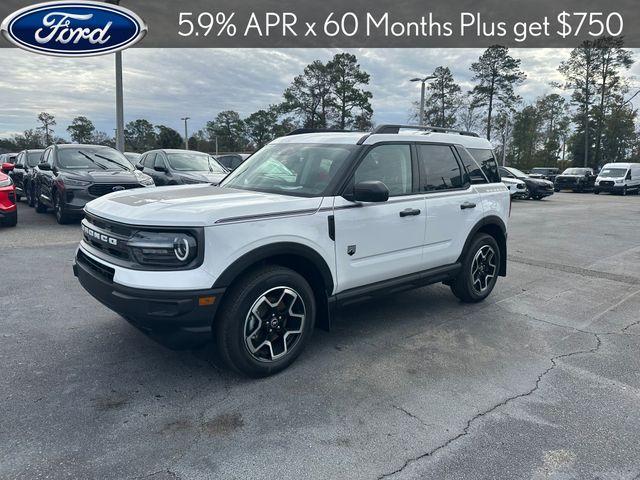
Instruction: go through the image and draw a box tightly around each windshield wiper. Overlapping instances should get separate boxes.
[77,151,108,170]
[93,153,130,171]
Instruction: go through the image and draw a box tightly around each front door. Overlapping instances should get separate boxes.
[333,143,426,293]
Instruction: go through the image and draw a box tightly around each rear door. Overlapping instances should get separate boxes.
[333,143,426,292]
[418,144,484,269]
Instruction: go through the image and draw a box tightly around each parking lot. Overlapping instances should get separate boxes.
[1,193,640,480]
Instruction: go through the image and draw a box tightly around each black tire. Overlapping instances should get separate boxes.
[34,187,47,213]
[450,233,501,303]
[621,186,627,196]
[2,213,17,227]
[594,190,599,194]
[215,265,316,377]
[554,188,559,192]
[53,191,74,224]
[27,184,36,207]
[15,193,22,201]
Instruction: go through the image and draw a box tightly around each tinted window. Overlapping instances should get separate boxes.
[166,152,226,173]
[57,147,133,171]
[143,153,156,168]
[26,151,43,167]
[456,147,487,184]
[418,144,465,191]
[354,144,412,196]
[154,154,165,169]
[468,148,501,183]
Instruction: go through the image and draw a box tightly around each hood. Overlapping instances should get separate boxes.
[63,169,140,183]
[177,171,227,185]
[84,184,324,226]
[556,174,585,179]
[525,177,552,186]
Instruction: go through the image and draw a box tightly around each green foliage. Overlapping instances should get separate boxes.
[205,111,246,152]
[66,116,95,144]
[125,119,156,152]
[155,125,183,149]
[423,66,461,128]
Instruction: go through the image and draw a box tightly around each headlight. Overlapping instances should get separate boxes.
[65,177,91,187]
[128,231,198,267]
[615,179,623,184]
[0,177,12,187]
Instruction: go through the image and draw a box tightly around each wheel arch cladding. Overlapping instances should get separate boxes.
[460,216,507,276]
[213,242,334,331]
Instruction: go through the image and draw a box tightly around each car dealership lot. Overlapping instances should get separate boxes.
[1,194,640,479]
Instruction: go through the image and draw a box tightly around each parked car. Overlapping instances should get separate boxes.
[554,167,596,192]
[33,144,155,224]
[10,149,44,203]
[594,162,640,195]
[0,153,19,166]
[136,149,228,186]
[529,167,560,182]
[73,124,510,376]
[124,152,142,164]
[215,153,250,171]
[0,170,17,227]
[500,175,528,198]
[499,166,554,200]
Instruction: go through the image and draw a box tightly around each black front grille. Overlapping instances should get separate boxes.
[82,216,132,261]
[77,250,114,282]
[88,183,142,197]
[556,177,576,185]
[600,180,614,187]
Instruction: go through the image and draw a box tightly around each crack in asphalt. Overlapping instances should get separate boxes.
[377,333,602,479]
[393,405,433,428]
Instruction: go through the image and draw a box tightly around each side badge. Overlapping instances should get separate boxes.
[347,245,356,256]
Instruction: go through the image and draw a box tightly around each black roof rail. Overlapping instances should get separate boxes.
[286,128,356,136]
[371,124,480,137]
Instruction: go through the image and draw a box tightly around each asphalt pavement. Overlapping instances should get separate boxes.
[1,192,639,480]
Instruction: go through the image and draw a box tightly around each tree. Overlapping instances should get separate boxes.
[469,46,526,140]
[456,98,483,133]
[125,119,156,152]
[282,60,333,128]
[536,94,569,164]
[91,131,114,147]
[13,129,44,150]
[155,125,183,149]
[326,53,373,129]
[423,66,461,128]
[67,116,95,144]
[37,112,56,145]
[510,105,543,169]
[558,40,601,167]
[245,109,278,149]
[205,111,246,152]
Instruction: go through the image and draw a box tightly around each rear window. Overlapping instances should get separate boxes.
[467,148,501,183]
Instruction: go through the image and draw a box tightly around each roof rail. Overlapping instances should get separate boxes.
[286,128,355,136]
[371,124,480,137]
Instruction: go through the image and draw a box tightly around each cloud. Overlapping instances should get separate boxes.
[0,47,638,139]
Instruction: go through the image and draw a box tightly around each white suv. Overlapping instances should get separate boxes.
[74,125,510,376]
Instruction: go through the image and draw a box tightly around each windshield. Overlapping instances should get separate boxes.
[504,167,527,178]
[26,151,43,167]
[124,152,141,162]
[221,143,356,196]
[166,152,226,173]
[599,168,627,178]
[563,168,590,175]
[58,147,134,171]
[531,168,556,174]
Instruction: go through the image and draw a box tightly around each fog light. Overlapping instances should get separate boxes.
[198,296,216,306]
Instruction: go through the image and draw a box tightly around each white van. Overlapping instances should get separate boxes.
[594,163,640,195]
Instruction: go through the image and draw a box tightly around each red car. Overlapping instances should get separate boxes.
[0,163,17,227]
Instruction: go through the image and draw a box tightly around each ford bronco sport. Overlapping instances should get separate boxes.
[74,125,510,377]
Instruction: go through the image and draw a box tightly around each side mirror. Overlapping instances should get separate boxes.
[1,162,14,173]
[13,164,25,170]
[153,165,167,172]
[135,163,144,171]
[38,163,52,171]
[350,181,389,203]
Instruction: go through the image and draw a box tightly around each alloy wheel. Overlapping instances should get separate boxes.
[471,245,497,294]
[243,286,306,362]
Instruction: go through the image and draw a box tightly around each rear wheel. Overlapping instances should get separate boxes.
[215,266,316,377]
[451,234,500,303]
[34,187,47,213]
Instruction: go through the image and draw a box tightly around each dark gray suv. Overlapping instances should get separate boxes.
[136,149,228,186]
[33,144,155,224]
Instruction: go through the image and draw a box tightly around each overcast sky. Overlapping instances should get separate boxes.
[1,48,639,140]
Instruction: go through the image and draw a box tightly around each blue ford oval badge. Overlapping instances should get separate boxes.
[1,1,147,57]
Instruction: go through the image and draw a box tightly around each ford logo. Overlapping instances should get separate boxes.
[1,1,147,57]
[112,185,125,192]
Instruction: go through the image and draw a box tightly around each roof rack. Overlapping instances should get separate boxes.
[286,128,356,136]
[371,124,480,137]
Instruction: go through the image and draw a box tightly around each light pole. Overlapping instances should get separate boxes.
[181,117,190,150]
[410,75,436,125]
[107,0,125,152]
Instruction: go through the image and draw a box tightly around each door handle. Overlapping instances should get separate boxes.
[460,202,476,210]
[399,208,421,217]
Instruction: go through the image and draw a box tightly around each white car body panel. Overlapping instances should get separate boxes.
[595,162,640,192]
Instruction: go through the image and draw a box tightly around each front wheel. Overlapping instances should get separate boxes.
[450,234,501,303]
[53,191,74,224]
[621,186,627,196]
[34,187,47,213]
[215,266,316,377]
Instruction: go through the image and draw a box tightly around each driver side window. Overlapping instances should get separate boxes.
[354,144,412,197]
[154,154,165,169]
